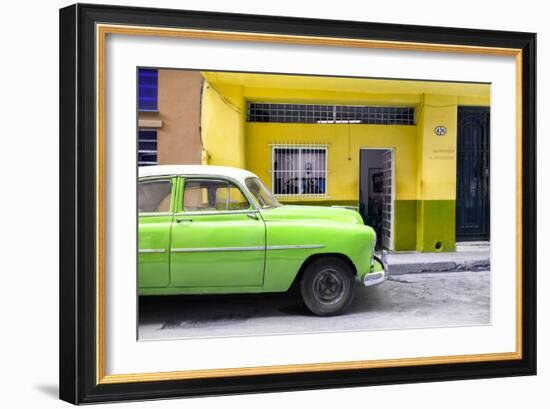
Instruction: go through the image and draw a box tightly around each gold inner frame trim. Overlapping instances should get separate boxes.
[95,23,523,385]
[100,352,517,384]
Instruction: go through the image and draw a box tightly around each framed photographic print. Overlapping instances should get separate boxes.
[59,3,537,404]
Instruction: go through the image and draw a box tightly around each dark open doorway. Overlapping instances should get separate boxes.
[359,148,393,250]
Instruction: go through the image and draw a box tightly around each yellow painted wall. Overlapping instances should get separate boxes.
[203,71,490,102]
[245,123,417,202]
[243,87,422,106]
[202,88,483,204]
[416,94,458,200]
[458,95,490,106]
[201,72,490,198]
[199,71,491,251]
[200,81,246,168]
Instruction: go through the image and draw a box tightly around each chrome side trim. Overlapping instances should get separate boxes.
[170,244,325,253]
[139,212,172,217]
[171,246,265,253]
[173,210,259,217]
[138,249,166,254]
[266,244,325,250]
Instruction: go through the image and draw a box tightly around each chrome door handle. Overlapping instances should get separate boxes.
[176,217,193,223]
[246,213,259,220]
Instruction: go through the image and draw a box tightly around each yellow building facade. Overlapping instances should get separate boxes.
[198,72,490,252]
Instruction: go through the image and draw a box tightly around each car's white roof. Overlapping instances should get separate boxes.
[138,165,258,184]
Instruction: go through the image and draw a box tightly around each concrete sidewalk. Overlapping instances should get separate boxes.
[379,246,490,275]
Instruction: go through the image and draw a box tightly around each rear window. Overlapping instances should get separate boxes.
[138,179,172,213]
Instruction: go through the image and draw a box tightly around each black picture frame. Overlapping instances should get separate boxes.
[59,3,537,404]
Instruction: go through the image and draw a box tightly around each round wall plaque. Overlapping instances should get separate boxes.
[434,125,447,136]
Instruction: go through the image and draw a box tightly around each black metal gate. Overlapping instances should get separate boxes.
[456,106,490,241]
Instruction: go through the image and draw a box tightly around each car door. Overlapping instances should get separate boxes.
[138,177,175,288]
[170,177,265,288]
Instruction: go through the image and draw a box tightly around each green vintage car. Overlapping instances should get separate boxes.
[138,165,386,316]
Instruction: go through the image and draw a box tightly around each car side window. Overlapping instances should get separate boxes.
[138,179,172,213]
[183,179,250,212]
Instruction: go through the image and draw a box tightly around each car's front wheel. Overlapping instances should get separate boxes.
[300,257,355,316]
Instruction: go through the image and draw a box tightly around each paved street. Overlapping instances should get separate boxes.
[138,270,490,340]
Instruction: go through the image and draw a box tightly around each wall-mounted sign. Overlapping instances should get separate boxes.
[434,125,447,136]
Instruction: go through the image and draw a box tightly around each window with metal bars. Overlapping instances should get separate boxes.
[248,103,415,125]
[272,145,327,197]
[138,68,158,111]
[138,129,158,166]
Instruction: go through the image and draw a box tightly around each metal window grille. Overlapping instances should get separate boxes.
[138,129,158,166]
[272,144,328,197]
[248,103,415,125]
[138,68,158,111]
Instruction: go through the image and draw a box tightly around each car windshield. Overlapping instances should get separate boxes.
[245,177,281,209]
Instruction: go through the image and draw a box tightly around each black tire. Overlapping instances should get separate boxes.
[300,257,355,316]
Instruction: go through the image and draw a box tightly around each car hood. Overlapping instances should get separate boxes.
[260,205,364,225]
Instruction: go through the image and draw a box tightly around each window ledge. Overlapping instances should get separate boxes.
[138,119,163,128]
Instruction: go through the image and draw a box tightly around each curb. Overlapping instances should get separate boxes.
[388,260,490,275]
